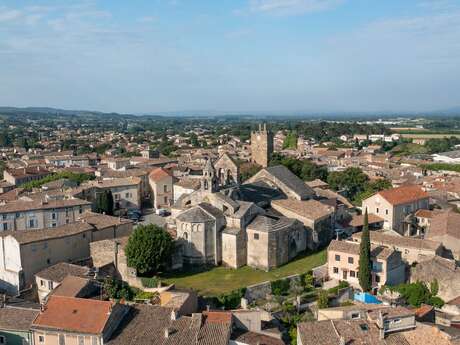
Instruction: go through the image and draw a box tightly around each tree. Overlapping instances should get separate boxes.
[95,190,114,216]
[125,224,174,275]
[358,210,372,292]
[317,290,329,308]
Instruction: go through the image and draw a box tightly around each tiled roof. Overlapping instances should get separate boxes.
[0,306,39,331]
[0,197,91,213]
[149,167,172,182]
[271,199,334,221]
[349,214,384,227]
[328,240,394,260]
[231,329,285,345]
[174,178,201,190]
[78,211,133,230]
[84,177,141,189]
[264,165,314,199]
[32,296,114,335]
[0,222,94,244]
[35,262,90,282]
[414,209,435,218]
[297,319,386,345]
[247,214,298,233]
[376,185,429,205]
[106,304,231,345]
[51,275,91,298]
[352,231,442,251]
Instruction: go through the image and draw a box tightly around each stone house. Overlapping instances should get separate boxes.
[362,185,430,235]
[327,240,405,290]
[0,305,39,345]
[426,210,460,260]
[31,296,127,345]
[149,167,174,209]
[3,167,52,186]
[351,231,443,265]
[0,197,91,231]
[35,262,91,303]
[0,214,132,295]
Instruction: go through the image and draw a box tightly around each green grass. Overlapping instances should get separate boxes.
[161,249,326,296]
[390,143,429,156]
[421,163,460,173]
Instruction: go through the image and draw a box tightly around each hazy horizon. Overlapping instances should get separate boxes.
[1,0,459,114]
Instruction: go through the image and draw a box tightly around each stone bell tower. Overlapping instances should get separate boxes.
[201,158,218,192]
[250,123,273,168]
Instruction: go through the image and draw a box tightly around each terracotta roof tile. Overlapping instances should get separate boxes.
[377,185,429,205]
[32,296,114,335]
[149,167,172,182]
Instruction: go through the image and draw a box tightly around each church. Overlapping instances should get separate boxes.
[170,153,333,271]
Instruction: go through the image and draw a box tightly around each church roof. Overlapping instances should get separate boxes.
[247,214,297,232]
[176,206,215,223]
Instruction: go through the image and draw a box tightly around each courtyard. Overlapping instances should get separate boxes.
[161,249,327,296]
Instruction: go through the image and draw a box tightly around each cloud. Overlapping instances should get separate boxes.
[0,8,22,22]
[243,0,344,16]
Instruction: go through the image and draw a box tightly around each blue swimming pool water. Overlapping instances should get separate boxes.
[354,292,382,304]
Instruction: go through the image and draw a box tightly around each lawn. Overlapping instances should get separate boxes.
[161,249,326,296]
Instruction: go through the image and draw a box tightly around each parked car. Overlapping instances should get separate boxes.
[155,208,169,216]
[127,209,143,222]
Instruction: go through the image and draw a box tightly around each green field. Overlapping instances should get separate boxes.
[400,133,460,139]
[161,249,326,296]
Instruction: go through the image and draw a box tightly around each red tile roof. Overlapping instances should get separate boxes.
[377,185,429,205]
[32,296,114,335]
[202,311,233,324]
[149,167,171,182]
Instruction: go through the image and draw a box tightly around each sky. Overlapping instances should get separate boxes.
[0,0,459,114]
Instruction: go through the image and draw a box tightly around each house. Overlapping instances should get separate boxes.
[271,199,335,250]
[426,210,460,260]
[35,262,91,303]
[105,305,232,345]
[3,167,52,186]
[411,256,460,302]
[0,305,39,345]
[173,178,201,203]
[351,231,443,264]
[327,240,405,290]
[107,158,131,171]
[31,296,127,345]
[75,177,141,212]
[0,197,92,231]
[362,185,430,235]
[0,214,133,295]
[149,167,174,209]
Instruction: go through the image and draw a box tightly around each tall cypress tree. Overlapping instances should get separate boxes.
[358,209,372,292]
[106,191,114,216]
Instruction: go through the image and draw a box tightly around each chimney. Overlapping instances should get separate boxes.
[170,310,177,321]
[164,328,170,338]
[339,336,346,345]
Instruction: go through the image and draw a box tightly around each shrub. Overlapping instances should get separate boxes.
[141,276,161,288]
[216,288,246,310]
[271,279,291,296]
[317,289,329,309]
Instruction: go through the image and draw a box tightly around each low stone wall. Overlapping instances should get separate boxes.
[244,273,302,303]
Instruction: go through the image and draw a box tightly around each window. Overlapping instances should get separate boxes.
[79,206,83,214]
[351,312,360,319]
[335,254,341,261]
[375,275,381,283]
[15,212,20,218]
[0,335,6,344]
[65,208,69,216]
[66,219,70,224]
[51,212,57,220]
[125,192,130,198]
[376,208,379,214]
[348,257,354,264]
[164,196,168,204]
[333,267,339,274]
[115,194,120,200]
[164,185,168,193]
[59,334,65,345]
[2,223,7,231]
[47,259,51,265]
[392,318,401,324]
[78,336,85,345]
[48,281,53,290]
[1,215,6,220]
[40,279,45,287]
[92,337,100,345]
[385,209,389,215]
[254,233,259,240]
[51,223,57,228]
[350,270,356,277]
[39,336,45,343]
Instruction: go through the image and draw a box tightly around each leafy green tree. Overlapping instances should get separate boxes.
[282,132,298,149]
[430,279,439,296]
[125,224,174,275]
[358,210,372,292]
